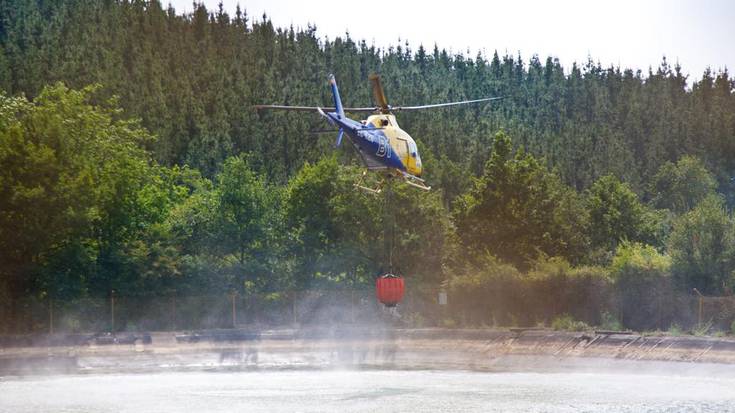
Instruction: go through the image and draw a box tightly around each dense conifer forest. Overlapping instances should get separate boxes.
[1,1,734,331]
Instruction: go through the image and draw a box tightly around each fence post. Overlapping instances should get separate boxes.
[618,289,624,330]
[292,291,297,327]
[350,289,355,324]
[657,289,662,331]
[110,290,116,333]
[693,288,703,330]
[171,295,177,331]
[230,292,237,328]
[49,297,54,335]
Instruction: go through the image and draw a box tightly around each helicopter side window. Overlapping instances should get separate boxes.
[409,141,417,157]
[381,119,389,127]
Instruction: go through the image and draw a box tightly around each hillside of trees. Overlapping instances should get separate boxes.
[1,1,735,332]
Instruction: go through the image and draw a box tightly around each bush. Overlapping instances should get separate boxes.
[668,323,684,336]
[731,320,735,335]
[551,314,590,332]
[527,257,613,327]
[599,311,623,331]
[611,242,671,274]
[692,320,713,336]
[611,242,674,331]
[447,254,522,327]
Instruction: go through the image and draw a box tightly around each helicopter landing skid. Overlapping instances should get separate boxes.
[355,183,382,194]
[354,170,430,193]
[354,171,384,194]
[401,171,431,191]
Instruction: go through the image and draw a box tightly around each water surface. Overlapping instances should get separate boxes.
[2,369,734,412]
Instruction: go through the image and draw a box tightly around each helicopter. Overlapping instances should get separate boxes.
[254,74,502,192]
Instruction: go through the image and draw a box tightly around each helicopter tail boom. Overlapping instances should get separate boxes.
[328,74,345,119]
[317,106,345,147]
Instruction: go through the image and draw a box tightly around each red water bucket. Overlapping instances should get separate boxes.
[376,274,405,307]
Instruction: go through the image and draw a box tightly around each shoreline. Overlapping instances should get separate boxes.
[2,328,735,376]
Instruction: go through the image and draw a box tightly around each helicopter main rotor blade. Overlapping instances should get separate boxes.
[369,74,390,114]
[392,96,505,111]
[253,104,377,113]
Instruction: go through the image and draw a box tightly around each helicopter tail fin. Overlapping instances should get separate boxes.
[328,74,345,119]
[335,128,344,147]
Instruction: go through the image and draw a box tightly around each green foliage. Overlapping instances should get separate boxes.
[599,311,623,331]
[668,323,684,336]
[526,257,614,327]
[692,320,713,337]
[1,1,734,192]
[212,155,276,264]
[449,253,522,291]
[284,156,380,288]
[0,83,180,298]
[447,254,614,328]
[551,314,590,332]
[611,242,674,331]
[284,156,450,289]
[611,242,671,275]
[1,1,735,334]
[165,158,291,294]
[649,156,718,214]
[456,131,588,269]
[447,254,522,326]
[587,175,660,254]
[667,195,735,295]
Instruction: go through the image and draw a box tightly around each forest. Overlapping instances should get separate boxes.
[1,1,734,332]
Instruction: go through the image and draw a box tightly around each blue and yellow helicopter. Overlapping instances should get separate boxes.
[255,74,502,192]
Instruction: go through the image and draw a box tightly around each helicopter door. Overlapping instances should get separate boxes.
[395,138,410,168]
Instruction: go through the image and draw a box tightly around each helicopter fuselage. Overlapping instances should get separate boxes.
[324,112,423,178]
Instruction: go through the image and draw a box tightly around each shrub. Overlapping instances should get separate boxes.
[448,254,522,327]
[599,311,623,331]
[527,257,613,327]
[611,242,671,274]
[551,314,590,332]
[668,323,683,336]
[692,320,713,336]
[611,242,674,331]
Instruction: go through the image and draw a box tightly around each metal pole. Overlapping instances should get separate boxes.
[699,297,703,328]
[49,297,54,335]
[231,293,237,328]
[657,290,662,331]
[171,296,177,330]
[351,289,355,324]
[693,288,703,330]
[292,291,297,327]
[111,290,115,333]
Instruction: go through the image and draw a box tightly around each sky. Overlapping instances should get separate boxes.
[169,0,735,82]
